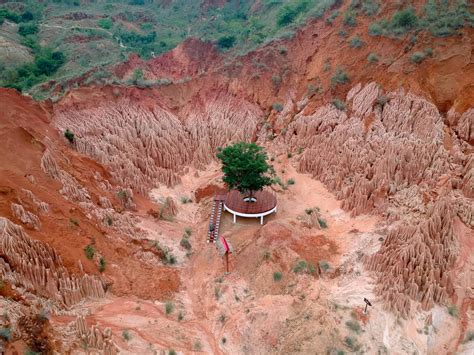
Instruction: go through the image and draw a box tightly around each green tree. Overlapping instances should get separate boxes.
[217,142,274,199]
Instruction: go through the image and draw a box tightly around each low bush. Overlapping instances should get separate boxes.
[273,271,282,281]
[343,10,357,27]
[349,36,363,48]
[97,18,113,29]
[99,257,106,272]
[331,67,349,88]
[165,301,174,315]
[180,237,191,250]
[332,99,346,111]
[272,103,283,112]
[84,245,95,260]
[217,35,236,49]
[346,320,361,333]
[64,129,75,143]
[411,51,426,64]
[367,53,379,63]
[122,329,131,340]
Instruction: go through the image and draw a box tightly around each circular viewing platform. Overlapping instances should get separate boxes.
[223,190,277,224]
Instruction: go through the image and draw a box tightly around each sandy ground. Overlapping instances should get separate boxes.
[51,156,468,354]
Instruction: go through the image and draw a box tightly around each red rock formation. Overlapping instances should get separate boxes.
[53,94,261,194]
[283,83,462,217]
[366,199,458,318]
[0,217,105,307]
[75,316,118,354]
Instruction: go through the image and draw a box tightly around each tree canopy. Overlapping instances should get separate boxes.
[217,142,274,198]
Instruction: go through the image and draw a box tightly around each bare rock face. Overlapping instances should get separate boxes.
[277,83,472,317]
[20,189,49,214]
[161,196,178,218]
[53,95,261,194]
[0,217,105,307]
[366,199,458,318]
[75,316,118,354]
[282,83,464,217]
[10,203,41,230]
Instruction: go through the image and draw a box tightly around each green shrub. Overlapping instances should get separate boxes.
[331,67,349,88]
[464,331,474,343]
[343,10,357,27]
[165,301,174,315]
[273,271,282,282]
[180,237,192,250]
[367,53,379,63]
[349,36,363,48]
[293,260,308,274]
[287,178,295,185]
[448,305,459,317]
[272,75,282,88]
[0,327,11,341]
[319,260,330,271]
[272,103,283,112]
[346,320,361,333]
[84,245,95,260]
[326,10,339,25]
[411,51,426,64]
[18,23,39,37]
[97,18,113,29]
[362,0,380,17]
[375,95,389,108]
[180,196,192,204]
[338,29,348,38]
[423,0,473,37]
[64,129,75,143]
[217,35,236,49]
[391,7,418,31]
[344,336,360,351]
[168,350,177,355]
[99,257,106,272]
[318,218,328,228]
[184,227,192,236]
[0,8,20,24]
[368,22,383,36]
[277,0,310,27]
[332,99,346,111]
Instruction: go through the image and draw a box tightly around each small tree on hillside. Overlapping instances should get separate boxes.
[217,142,274,200]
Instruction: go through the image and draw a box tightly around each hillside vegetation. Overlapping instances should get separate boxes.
[0,0,472,97]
